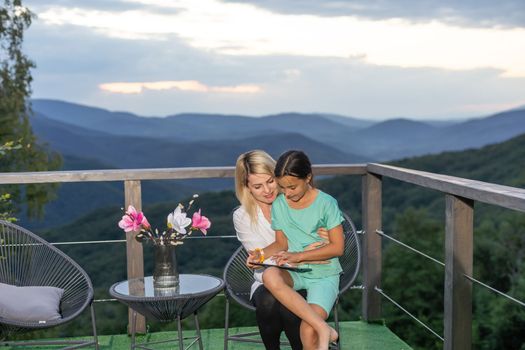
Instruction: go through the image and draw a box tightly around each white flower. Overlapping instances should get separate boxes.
[167,206,192,234]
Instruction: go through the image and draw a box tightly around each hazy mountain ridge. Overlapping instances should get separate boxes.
[313,113,374,128]
[27,112,367,228]
[31,99,525,161]
[349,111,525,159]
[31,111,367,168]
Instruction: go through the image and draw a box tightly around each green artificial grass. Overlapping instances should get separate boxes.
[3,321,412,349]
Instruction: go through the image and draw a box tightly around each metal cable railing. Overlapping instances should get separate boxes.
[374,228,525,343]
[376,230,444,267]
[371,229,445,342]
[375,287,444,342]
[48,235,238,246]
[376,229,525,307]
[463,274,525,308]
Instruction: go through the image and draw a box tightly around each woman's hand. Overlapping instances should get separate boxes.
[317,227,330,242]
[246,250,263,269]
[305,241,327,251]
[304,238,330,265]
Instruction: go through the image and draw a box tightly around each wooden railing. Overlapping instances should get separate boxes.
[365,163,525,350]
[2,163,524,350]
[0,164,366,336]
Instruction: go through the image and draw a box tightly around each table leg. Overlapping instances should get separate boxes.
[177,315,184,350]
[131,310,137,350]
[193,311,203,350]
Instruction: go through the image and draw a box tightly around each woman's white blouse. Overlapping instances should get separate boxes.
[233,205,275,298]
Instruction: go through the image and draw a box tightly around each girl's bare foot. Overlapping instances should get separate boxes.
[329,327,339,343]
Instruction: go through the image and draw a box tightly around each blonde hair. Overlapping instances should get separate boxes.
[235,150,276,224]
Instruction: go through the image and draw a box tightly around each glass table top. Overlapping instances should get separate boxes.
[112,274,223,298]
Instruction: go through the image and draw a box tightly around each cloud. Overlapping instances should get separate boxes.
[34,0,525,77]
[23,1,525,120]
[223,0,525,28]
[99,80,262,94]
[284,69,301,81]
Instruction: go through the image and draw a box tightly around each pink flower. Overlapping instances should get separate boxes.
[192,209,211,235]
[118,205,150,232]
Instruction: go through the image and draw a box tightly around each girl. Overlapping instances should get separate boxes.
[250,150,344,350]
[233,150,304,350]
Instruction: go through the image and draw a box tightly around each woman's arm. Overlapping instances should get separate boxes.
[233,209,261,252]
[273,224,344,265]
[234,208,280,269]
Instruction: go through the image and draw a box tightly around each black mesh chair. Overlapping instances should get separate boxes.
[223,213,361,349]
[0,220,99,349]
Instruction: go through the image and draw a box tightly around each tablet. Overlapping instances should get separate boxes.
[251,262,312,272]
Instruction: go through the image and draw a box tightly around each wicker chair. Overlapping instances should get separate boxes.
[0,220,99,349]
[223,213,362,349]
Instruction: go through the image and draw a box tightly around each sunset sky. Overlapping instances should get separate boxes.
[23,0,525,120]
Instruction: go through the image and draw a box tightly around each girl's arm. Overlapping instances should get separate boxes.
[249,230,288,263]
[273,224,344,265]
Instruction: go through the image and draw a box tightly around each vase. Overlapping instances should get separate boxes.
[153,243,180,295]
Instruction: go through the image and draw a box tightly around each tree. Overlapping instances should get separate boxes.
[0,141,20,221]
[0,0,61,218]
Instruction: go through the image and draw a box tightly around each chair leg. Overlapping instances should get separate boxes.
[333,297,340,350]
[223,297,230,350]
[90,303,100,350]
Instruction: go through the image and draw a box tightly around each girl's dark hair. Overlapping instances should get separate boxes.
[274,150,314,184]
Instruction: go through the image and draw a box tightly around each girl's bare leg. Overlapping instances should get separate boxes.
[301,305,339,349]
[300,320,317,350]
[263,267,338,350]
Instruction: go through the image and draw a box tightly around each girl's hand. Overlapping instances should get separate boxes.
[273,251,300,266]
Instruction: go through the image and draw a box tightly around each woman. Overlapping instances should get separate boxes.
[251,150,343,350]
[233,150,328,350]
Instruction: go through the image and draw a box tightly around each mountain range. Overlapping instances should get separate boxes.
[31,99,525,161]
[20,99,525,228]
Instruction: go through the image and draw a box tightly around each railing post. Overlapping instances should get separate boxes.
[444,194,473,350]
[362,172,382,321]
[124,180,146,334]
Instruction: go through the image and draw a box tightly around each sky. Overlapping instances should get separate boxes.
[22,0,525,120]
